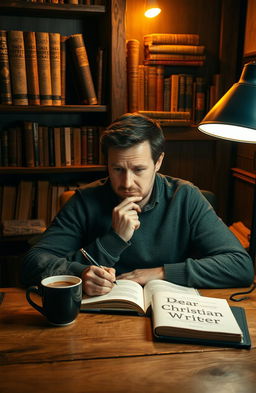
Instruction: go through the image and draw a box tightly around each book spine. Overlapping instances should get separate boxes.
[96,47,103,105]
[53,127,61,167]
[144,53,206,61]
[7,127,17,167]
[8,30,28,105]
[80,126,87,165]
[24,31,40,105]
[60,35,67,105]
[137,65,145,111]
[72,127,81,165]
[145,44,205,55]
[48,127,55,166]
[63,126,71,166]
[138,110,191,119]
[184,75,193,115]
[170,74,179,112]
[23,121,35,167]
[147,66,156,111]
[42,126,49,166]
[1,129,8,166]
[0,30,12,105]
[144,33,200,46]
[49,32,61,106]
[36,32,52,105]
[87,127,94,164]
[126,39,140,112]
[155,66,164,111]
[69,34,97,105]
[144,60,204,66]
[32,122,39,167]
[163,78,170,112]
[178,74,186,112]
[194,76,206,123]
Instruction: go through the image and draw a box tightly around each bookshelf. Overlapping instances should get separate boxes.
[0,0,126,286]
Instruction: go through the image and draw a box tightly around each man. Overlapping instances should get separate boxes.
[22,113,254,295]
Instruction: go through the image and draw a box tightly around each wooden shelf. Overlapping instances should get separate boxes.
[0,105,107,113]
[0,1,105,18]
[0,165,107,175]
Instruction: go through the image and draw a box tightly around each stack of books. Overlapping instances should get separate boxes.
[143,33,206,66]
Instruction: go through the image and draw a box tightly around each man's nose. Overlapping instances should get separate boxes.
[122,171,133,188]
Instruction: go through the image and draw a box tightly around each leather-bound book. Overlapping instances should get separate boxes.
[0,30,12,105]
[24,31,40,105]
[49,32,61,105]
[36,32,52,105]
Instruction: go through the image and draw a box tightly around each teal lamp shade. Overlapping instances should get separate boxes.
[198,62,256,142]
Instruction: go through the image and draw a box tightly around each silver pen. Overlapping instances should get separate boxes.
[80,248,117,284]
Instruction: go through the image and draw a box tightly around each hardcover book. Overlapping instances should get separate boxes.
[8,30,28,105]
[0,30,12,105]
[68,34,97,105]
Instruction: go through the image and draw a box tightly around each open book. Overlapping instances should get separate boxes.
[81,279,251,348]
[81,279,199,315]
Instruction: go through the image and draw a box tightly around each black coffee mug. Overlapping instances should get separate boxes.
[26,275,82,326]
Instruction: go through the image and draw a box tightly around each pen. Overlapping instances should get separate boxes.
[80,248,117,285]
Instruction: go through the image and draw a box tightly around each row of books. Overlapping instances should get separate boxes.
[143,33,206,66]
[0,181,84,225]
[0,30,99,106]
[0,122,104,168]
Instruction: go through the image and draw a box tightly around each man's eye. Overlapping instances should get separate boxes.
[135,168,144,172]
[113,167,122,172]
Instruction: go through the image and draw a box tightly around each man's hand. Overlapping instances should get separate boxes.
[112,197,142,242]
[117,267,164,286]
[82,265,116,296]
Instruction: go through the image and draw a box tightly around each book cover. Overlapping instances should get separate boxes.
[68,34,97,105]
[7,30,28,105]
[152,292,251,349]
[0,30,12,105]
[36,32,52,105]
[24,31,40,105]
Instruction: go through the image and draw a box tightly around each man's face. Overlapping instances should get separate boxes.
[108,141,164,207]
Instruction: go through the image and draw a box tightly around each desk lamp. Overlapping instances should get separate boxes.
[198,61,256,299]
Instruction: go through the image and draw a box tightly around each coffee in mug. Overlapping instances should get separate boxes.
[26,275,82,326]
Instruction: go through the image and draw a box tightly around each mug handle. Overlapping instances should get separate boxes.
[26,286,45,316]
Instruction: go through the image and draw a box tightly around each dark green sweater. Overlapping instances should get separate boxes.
[22,174,254,288]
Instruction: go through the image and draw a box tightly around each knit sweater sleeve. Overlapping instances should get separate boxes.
[21,189,128,286]
[164,186,254,289]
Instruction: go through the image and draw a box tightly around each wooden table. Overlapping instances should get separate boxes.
[1,287,256,393]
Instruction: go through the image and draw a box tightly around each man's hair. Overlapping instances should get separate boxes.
[101,113,165,163]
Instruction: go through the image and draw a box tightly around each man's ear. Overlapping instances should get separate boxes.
[155,152,164,172]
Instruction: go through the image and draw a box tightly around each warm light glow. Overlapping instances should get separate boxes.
[144,7,161,18]
[198,123,256,143]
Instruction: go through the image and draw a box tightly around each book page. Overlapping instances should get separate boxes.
[143,280,199,314]
[81,279,145,313]
[152,292,242,341]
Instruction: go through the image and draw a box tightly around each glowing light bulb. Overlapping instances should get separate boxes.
[144,7,161,18]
